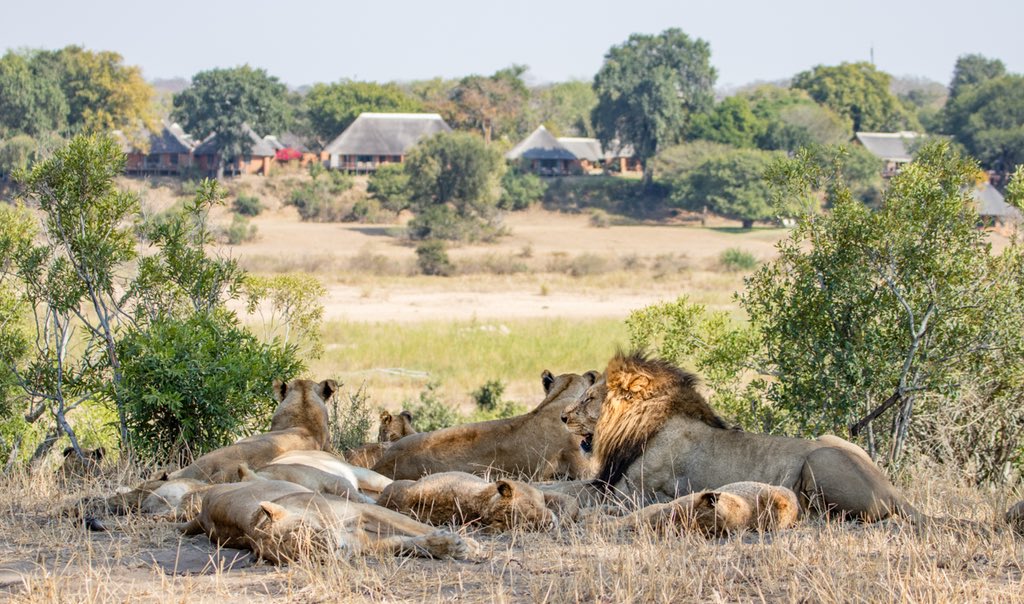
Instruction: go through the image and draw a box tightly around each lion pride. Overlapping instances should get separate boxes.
[372,370,599,481]
[345,410,417,468]
[577,351,925,523]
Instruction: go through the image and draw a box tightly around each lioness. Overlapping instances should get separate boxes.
[378,471,560,531]
[1007,500,1024,534]
[58,446,105,482]
[345,410,417,469]
[620,481,799,536]
[561,377,606,455]
[372,370,599,481]
[170,378,335,484]
[182,480,478,563]
[266,450,393,494]
[238,463,373,504]
[571,351,925,523]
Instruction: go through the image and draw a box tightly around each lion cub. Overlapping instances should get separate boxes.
[621,481,799,536]
[378,471,563,532]
[183,479,477,564]
[345,410,417,468]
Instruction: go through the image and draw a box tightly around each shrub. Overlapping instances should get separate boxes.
[287,180,350,222]
[499,170,547,211]
[347,249,407,276]
[308,161,326,181]
[367,163,411,212]
[569,253,609,277]
[118,310,304,464]
[233,194,263,216]
[328,382,374,452]
[415,240,454,277]
[404,381,460,432]
[471,379,505,412]
[347,197,391,224]
[589,208,611,228]
[328,170,354,194]
[718,247,758,272]
[224,214,257,245]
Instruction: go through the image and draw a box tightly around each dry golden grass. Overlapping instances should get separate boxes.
[2,462,1021,603]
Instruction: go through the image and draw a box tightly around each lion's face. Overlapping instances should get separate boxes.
[378,410,416,443]
[252,502,349,563]
[59,446,105,481]
[561,379,606,454]
[482,479,556,531]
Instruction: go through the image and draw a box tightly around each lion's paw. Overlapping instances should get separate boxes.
[415,530,480,560]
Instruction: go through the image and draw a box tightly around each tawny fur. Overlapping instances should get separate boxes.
[345,410,417,468]
[372,370,599,481]
[58,447,105,482]
[378,471,560,532]
[621,481,799,536]
[238,463,374,504]
[181,480,478,564]
[1006,500,1024,534]
[561,377,606,455]
[168,379,336,484]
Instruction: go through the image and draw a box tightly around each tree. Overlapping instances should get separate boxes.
[499,169,547,211]
[0,51,67,138]
[688,96,765,148]
[451,67,529,143]
[792,62,914,132]
[671,147,784,228]
[528,81,597,137]
[367,163,412,212]
[404,132,505,241]
[948,54,1006,101]
[592,28,716,182]
[304,81,422,144]
[172,66,290,177]
[942,73,1024,177]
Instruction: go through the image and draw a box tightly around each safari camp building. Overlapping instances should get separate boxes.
[192,123,278,177]
[116,121,196,176]
[507,126,642,176]
[323,113,452,173]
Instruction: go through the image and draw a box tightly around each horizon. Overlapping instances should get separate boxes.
[6,0,1024,90]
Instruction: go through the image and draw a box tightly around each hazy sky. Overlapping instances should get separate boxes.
[5,0,1022,89]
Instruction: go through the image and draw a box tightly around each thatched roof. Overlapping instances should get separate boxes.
[193,123,277,157]
[113,120,195,154]
[323,113,451,156]
[557,137,603,162]
[506,126,577,161]
[974,183,1021,220]
[855,131,919,162]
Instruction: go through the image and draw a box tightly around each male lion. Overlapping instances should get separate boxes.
[182,480,478,564]
[378,471,564,531]
[169,378,335,484]
[372,370,599,481]
[619,481,799,536]
[345,410,417,469]
[577,351,925,523]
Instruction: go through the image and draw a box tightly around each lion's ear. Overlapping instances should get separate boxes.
[380,410,392,424]
[496,481,515,498]
[272,380,288,403]
[260,502,290,524]
[583,370,601,386]
[150,470,169,481]
[698,492,720,509]
[238,463,256,481]
[318,379,338,402]
[399,410,413,421]
[62,447,75,458]
[93,447,105,461]
[541,370,555,393]
[625,374,651,395]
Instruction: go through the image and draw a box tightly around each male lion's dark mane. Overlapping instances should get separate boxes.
[592,350,729,491]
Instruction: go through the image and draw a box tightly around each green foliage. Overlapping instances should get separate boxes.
[0,51,67,137]
[592,28,716,176]
[670,147,786,228]
[287,178,351,222]
[941,72,1024,174]
[948,54,1006,101]
[792,62,915,132]
[172,66,290,173]
[718,247,758,272]
[405,131,505,241]
[232,194,263,216]
[224,214,257,245]
[243,273,327,359]
[404,381,460,432]
[471,379,506,412]
[367,163,411,212]
[303,81,422,143]
[118,310,302,463]
[0,135,38,181]
[415,240,454,276]
[498,169,547,211]
[328,382,373,452]
[450,66,529,143]
[688,96,765,148]
[348,197,391,224]
[528,80,597,137]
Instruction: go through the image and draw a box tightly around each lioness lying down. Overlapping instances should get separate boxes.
[378,471,572,531]
[238,463,374,504]
[170,378,336,484]
[182,480,478,563]
[619,481,800,536]
[266,450,393,494]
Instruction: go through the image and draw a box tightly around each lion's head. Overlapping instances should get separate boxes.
[378,410,416,443]
[59,446,105,481]
[269,379,336,447]
[561,377,606,454]
[478,479,556,531]
[593,350,729,490]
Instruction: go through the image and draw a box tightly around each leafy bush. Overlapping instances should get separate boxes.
[347,197,391,224]
[368,163,411,212]
[471,379,505,412]
[118,310,304,464]
[224,214,257,245]
[415,240,454,276]
[499,170,547,211]
[589,208,611,228]
[287,180,351,222]
[718,247,757,272]
[232,194,263,216]
[328,382,373,452]
[404,381,460,432]
[327,170,354,194]
[569,253,609,277]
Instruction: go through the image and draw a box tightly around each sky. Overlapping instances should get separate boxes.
[4,0,1023,90]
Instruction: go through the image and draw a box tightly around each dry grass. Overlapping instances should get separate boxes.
[2,463,1021,603]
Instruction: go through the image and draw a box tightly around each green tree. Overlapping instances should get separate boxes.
[592,28,716,182]
[451,67,529,143]
[0,51,67,138]
[688,96,765,148]
[172,66,290,177]
[942,73,1024,176]
[671,147,785,228]
[499,169,547,211]
[0,135,38,182]
[792,62,914,132]
[528,81,597,137]
[948,54,1006,101]
[304,80,422,144]
[367,163,411,212]
[404,131,505,241]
